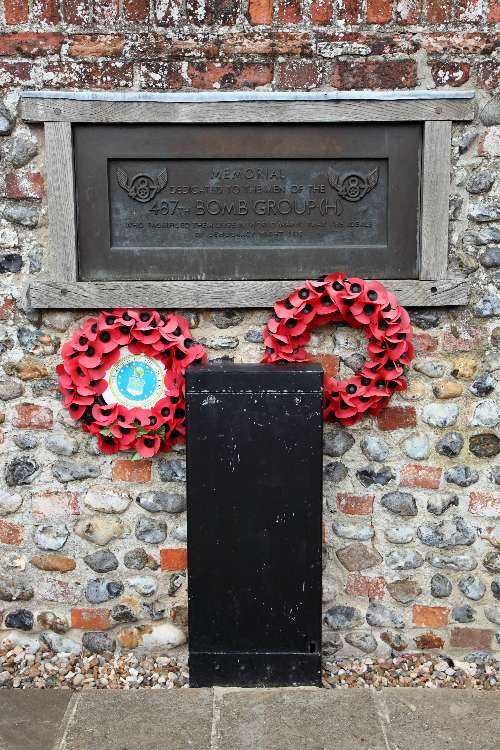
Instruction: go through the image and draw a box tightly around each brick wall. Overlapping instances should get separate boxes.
[0,1,499,662]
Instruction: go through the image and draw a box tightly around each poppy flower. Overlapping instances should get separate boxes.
[66,400,92,420]
[135,310,161,329]
[92,403,120,426]
[78,344,104,369]
[135,434,162,457]
[125,340,148,356]
[132,327,162,345]
[110,326,132,346]
[98,433,123,454]
[109,423,137,445]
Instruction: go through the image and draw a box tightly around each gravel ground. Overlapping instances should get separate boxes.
[1,643,498,690]
[323,653,500,690]
[0,644,188,689]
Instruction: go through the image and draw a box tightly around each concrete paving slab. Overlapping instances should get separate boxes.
[0,686,498,750]
[0,689,72,750]
[215,687,386,750]
[381,688,500,750]
[59,689,213,750]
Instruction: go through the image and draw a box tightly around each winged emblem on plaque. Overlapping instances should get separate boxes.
[328,167,379,203]
[116,167,168,203]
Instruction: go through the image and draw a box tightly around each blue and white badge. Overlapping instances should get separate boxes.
[103,351,166,409]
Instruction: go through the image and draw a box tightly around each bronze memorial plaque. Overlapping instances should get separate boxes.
[74,124,421,281]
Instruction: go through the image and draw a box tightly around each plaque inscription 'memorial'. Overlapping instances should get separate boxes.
[74,123,421,282]
[108,158,388,253]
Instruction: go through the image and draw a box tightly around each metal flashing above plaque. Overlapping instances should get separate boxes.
[74,123,421,282]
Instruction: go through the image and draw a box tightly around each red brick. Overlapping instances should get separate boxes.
[366,0,392,23]
[431,62,470,88]
[92,0,119,23]
[0,297,16,322]
[171,603,188,627]
[0,32,63,57]
[214,0,239,23]
[414,632,445,649]
[38,578,81,604]
[318,31,418,56]
[413,333,438,353]
[309,354,339,378]
[248,0,273,23]
[412,605,449,628]
[222,32,311,56]
[63,0,90,24]
[0,519,23,546]
[478,61,500,93]
[12,403,53,430]
[3,0,29,24]
[155,0,183,25]
[425,0,451,21]
[456,0,484,21]
[400,464,442,490]
[418,33,494,55]
[140,62,184,91]
[477,128,500,158]
[0,62,31,87]
[330,60,416,90]
[336,493,374,516]
[160,548,188,571]
[450,627,493,650]
[187,62,273,90]
[345,574,385,600]
[277,0,302,22]
[67,35,126,58]
[128,34,218,60]
[123,0,150,21]
[469,491,500,518]
[336,0,361,22]
[31,491,80,518]
[42,62,134,89]
[310,0,334,24]
[32,0,60,22]
[396,0,421,22]
[186,0,212,24]
[377,406,417,431]
[71,608,110,630]
[443,327,483,353]
[489,0,500,21]
[5,171,45,200]
[112,459,151,483]
[279,59,323,91]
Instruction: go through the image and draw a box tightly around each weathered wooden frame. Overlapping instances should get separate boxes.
[20,90,474,308]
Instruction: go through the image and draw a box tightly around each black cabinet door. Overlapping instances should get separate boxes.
[186,363,323,687]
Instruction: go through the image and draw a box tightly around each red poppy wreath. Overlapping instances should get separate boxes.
[57,309,206,457]
[262,273,414,426]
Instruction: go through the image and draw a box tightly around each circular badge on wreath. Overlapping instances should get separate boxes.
[57,309,206,457]
[262,273,414,426]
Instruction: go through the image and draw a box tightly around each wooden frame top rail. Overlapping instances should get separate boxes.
[20,89,475,124]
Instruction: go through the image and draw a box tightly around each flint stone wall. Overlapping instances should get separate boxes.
[0,0,499,661]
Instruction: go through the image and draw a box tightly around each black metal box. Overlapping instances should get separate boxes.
[186,363,323,687]
[74,123,421,281]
